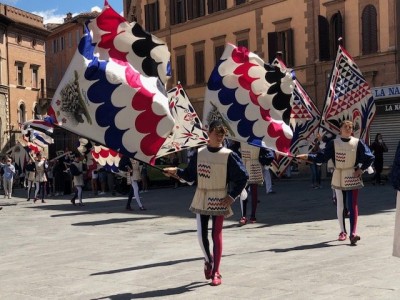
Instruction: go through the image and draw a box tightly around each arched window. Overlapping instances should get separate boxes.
[19,103,26,124]
[362,5,378,55]
[330,12,343,58]
[34,104,41,119]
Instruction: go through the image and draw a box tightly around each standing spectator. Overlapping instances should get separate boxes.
[53,158,65,196]
[124,158,145,211]
[107,171,116,195]
[0,157,5,190]
[391,141,400,257]
[91,168,99,196]
[1,157,16,199]
[236,142,268,225]
[297,120,374,246]
[370,133,388,185]
[140,163,148,192]
[25,158,36,201]
[70,154,85,206]
[163,120,248,286]
[310,136,322,189]
[98,168,107,195]
[261,148,276,195]
[46,161,55,196]
[33,153,48,204]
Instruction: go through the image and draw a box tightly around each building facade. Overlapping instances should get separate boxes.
[127,0,400,167]
[0,4,49,153]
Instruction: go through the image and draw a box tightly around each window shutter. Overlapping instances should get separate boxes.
[318,15,330,61]
[286,28,294,67]
[362,5,378,54]
[267,32,278,63]
[170,0,176,25]
[155,1,160,30]
[187,0,193,20]
[145,5,150,31]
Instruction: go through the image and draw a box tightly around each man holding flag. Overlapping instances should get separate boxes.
[297,40,376,246]
[163,120,248,286]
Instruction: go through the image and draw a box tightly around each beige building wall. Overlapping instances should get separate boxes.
[129,0,399,111]
[0,4,48,152]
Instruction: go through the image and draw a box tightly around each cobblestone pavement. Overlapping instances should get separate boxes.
[1,177,399,299]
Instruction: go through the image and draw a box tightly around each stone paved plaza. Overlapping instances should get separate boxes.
[1,177,399,299]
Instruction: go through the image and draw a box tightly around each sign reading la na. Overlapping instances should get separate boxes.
[372,84,400,100]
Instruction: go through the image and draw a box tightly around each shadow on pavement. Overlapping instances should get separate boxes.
[91,282,208,300]
[8,178,397,227]
[91,257,203,276]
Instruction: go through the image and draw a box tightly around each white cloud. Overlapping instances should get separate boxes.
[32,9,76,24]
[91,6,102,13]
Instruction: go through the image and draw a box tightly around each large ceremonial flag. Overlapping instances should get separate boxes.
[47,2,175,165]
[7,143,30,172]
[22,118,54,136]
[91,144,121,173]
[89,1,171,85]
[321,44,375,141]
[271,58,321,176]
[203,43,294,154]
[156,84,208,157]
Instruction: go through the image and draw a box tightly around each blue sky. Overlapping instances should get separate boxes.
[1,0,123,23]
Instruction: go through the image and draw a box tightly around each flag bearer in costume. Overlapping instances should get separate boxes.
[297,120,374,245]
[233,142,274,225]
[33,152,48,204]
[25,158,36,201]
[70,154,85,206]
[163,120,248,286]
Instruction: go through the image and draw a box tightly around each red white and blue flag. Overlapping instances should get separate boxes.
[157,84,208,157]
[321,45,375,141]
[22,118,54,135]
[47,3,175,165]
[91,144,122,173]
[271,58,321,176]
[203,43,294,154]
[89,1,171,85]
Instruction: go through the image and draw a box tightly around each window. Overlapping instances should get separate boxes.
[176,54,186,85]
[208,0,227,14]
[19,103,26,124]
[267,29,294,66]
[214,45,225,64]
[17,35,22,44]
[31,65,39,89]
[194,50,205,84]
[68,32,73,48]
[16,63,25,86]
[235,0,246,4]
[318,15,330,61]
[188,0,205,20]
[237,39,248,49]
[170,0,187,25]
[60,36,65,51]
[362,5,378,55]
[76,30,81,46]
[34,104,41,119]
[145,1,160,32]
[32,39,37,47]
[52,39,57,53]
[330,12,343,58]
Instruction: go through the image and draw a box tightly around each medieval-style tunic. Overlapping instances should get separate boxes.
[178,145,248,218]
[240,143,263,185]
